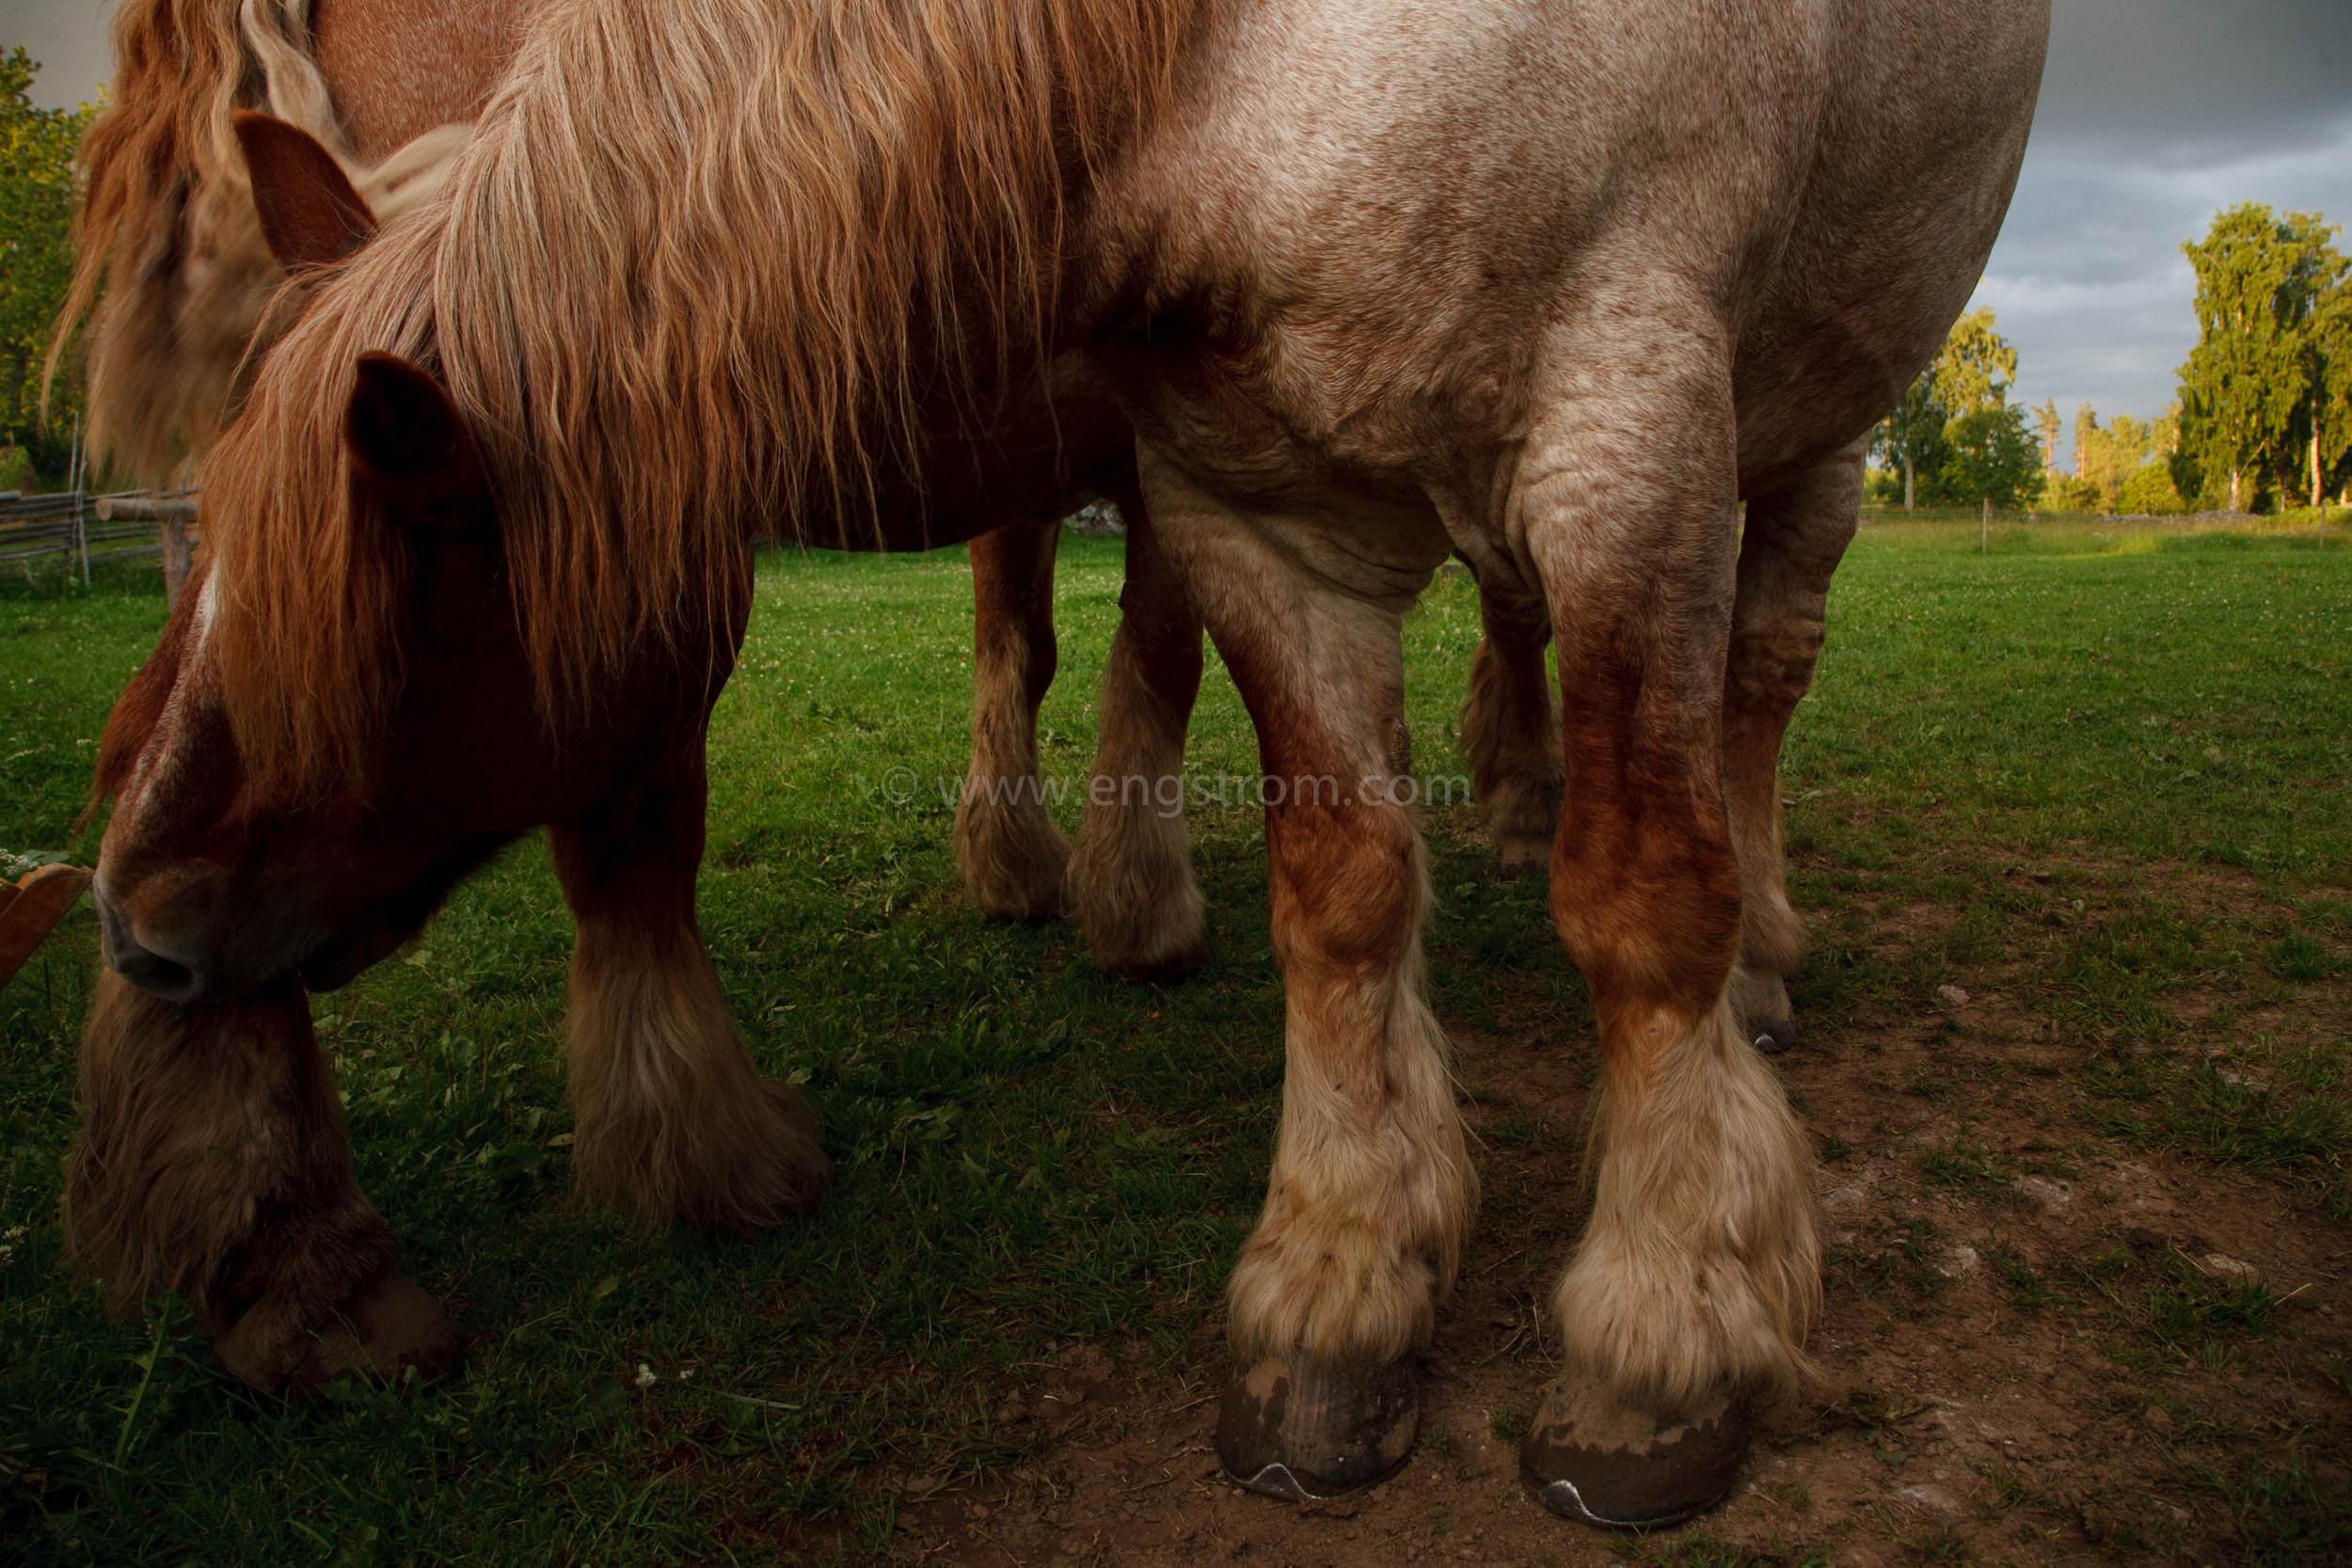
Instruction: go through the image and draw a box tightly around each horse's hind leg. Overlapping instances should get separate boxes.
[1070,472,1211,979]
[955,516,1073,921]
[66,971,465,1393]
[1457,570,1563,878]
[1724,444,1863,1054]
[1512,310,1816,1528]
[553,729,832,1233]
[1135,452,1471,1500]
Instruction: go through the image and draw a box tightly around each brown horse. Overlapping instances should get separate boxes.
[55,0,1576,992]
[75,0,2045,1531]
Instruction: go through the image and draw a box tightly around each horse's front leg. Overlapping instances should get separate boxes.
[1515,303,1817,1528]
[1137,452,1472,1500]
[1723,443,1863,1054]
[66,972,466,1393]
[955,516,1073,921]
[1457,568,1564,878]
[1070,474,1210,978]
[552,728,831,1233]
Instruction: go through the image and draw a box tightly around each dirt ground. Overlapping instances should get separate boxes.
[856,862,2352,1568]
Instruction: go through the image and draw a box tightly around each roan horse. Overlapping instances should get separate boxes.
[54,0,1579,980]
[76,0,2047,1531]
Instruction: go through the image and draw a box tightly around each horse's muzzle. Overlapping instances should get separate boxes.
[94,879,208,1004]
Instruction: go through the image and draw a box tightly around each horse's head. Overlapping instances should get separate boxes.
[92,118,733,1004]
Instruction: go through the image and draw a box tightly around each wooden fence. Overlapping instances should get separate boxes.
[0,489,202,605]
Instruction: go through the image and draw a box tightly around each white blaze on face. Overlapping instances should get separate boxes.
[191,569,220,654]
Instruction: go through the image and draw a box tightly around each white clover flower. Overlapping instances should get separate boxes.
[634,1363,659,1389]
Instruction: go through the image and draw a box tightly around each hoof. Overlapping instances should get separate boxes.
[1216,1355,1418,1501]
[1519,1382,1748,1530]
[1730,964,1799,1055]
[286,1268,468,1395]
[1496,841,1549,880]
[752,1078,834,1223]
[1100,938,1211,984]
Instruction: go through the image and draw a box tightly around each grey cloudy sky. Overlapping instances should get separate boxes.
[8,0,2348,466]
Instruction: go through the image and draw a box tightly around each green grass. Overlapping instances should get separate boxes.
[5,516,2352,1561]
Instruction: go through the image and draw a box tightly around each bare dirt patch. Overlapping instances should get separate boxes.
[864,857,2352,1567]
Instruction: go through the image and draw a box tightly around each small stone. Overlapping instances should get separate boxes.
[904,1476,935,1496]
[1898,1484,1962,1515]
[2197,1253,2261,1284]
[2142,1405,2175,1433]
[1939,1245,1980,1278]
[2014,1176,2075,1212]
[1936,984,1970,1007]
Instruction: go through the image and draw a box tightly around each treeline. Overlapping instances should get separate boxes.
[1873,203,2351,516]
[0,50,91,493]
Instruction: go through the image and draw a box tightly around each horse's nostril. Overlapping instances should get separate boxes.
[94,883,208,1003]
[112,944,201,1001]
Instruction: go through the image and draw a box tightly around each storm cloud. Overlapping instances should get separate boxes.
[1978,0,2351,450]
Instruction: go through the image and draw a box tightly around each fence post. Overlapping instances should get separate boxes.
[161,513,193,608]
[1981,497,1988,554]
[69,412,89,585]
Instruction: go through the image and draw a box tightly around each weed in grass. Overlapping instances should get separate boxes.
[2086,1051,2352,1219]
[2081,1246,2284,1374]
[1489,1405,1529,1444]
[1916,1139,2010,1200]
[1890,1527,1979,1564]
[1628,1531,1831,1568]
[2266,932,2336,983]
[1833,1217,1948,1317]
[2199,1454,2352,1567]
[1987,1243,2070,1313]
[1485,1116,1548,1150]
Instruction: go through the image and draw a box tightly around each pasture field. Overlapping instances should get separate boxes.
[3,516,2349,1566]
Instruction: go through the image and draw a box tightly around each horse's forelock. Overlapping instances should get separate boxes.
[202,238,434,808]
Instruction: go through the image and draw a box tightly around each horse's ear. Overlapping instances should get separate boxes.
[234,109,376,271]
[343,353,485,535]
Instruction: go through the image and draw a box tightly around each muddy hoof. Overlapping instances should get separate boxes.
[1519,1381,1747,1529]
[1216,1355,1418,1501]
[286,1268,468,1395]
[1744,1016,1799,1055]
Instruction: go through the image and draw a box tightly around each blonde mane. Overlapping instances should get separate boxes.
[49,0,468,480]
[204,0,1200,800]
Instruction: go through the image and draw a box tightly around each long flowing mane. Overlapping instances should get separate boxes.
[203,0,1200,800]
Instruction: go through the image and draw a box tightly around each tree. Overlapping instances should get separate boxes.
[1913,308,2038,510]
[2068,406,2184,513]
[2312,272,2352,505]
[1872,307,2026,512]
[2033,398,2060,476]
[1938,402,2041,510]
[2176,203,2346,513]
[1873,369,1947,513]
[1931,308,2017,418]
[0,49,95,488]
